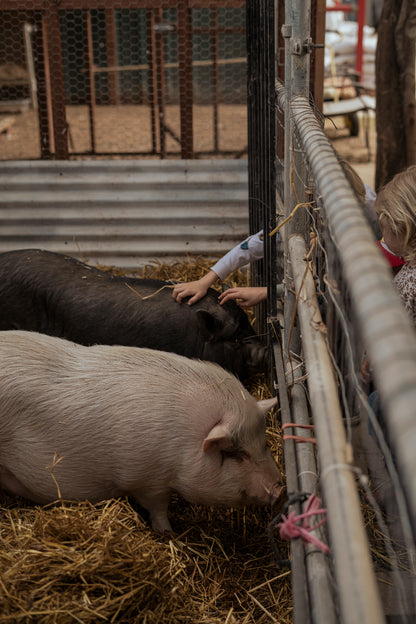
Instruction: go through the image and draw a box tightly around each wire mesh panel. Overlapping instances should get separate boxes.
[246,0,277,341]
[0,1,246,161]
[266,3,416,622]
[273,75,416,622]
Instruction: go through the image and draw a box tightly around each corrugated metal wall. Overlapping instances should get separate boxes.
[0,159,248,269]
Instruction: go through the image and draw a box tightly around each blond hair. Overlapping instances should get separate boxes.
[375,165,416,263]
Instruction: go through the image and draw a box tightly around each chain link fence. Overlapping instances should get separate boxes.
[0,1,247,160]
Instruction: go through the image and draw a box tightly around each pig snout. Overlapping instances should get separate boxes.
[240,459,284,508]
[244,342,268,375]
[197,397,284,512]
[259,478,285,506]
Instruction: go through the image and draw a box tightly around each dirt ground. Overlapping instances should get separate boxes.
[0,104,376,190]
[0,104,249,160]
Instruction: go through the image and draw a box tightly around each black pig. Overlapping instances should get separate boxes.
[0,249,267,380]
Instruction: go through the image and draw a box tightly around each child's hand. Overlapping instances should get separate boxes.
[172,271,220,305]
[218,287,267,307]
[172,280,209,305]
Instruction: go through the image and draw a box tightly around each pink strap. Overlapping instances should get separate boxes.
[282,423,317,444]
[278,494,330,554]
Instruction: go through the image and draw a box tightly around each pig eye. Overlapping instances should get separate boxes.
[221,448,250,464]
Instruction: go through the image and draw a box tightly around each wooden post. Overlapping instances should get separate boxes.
[212,8,219,153]
[44,4,68,159]
[147,9,158,154]
[155,8,166,158]
[105,8,119,106]
[32,13,53,158]
[84,10,97,154]
[177,0,193,159]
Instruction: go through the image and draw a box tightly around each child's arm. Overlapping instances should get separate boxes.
[172,231,266,305]
[210,231,265,279]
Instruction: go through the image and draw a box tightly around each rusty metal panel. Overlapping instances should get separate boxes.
[0,159,248,269]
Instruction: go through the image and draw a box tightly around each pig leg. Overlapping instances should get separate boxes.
[133,492,172,533]
[0,466,43,502]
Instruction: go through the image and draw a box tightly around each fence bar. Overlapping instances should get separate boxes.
[44,5,68,159]
[246,0,276,337]
[32,15,53,158]
[282,0,310,351]
[285,329,337,624]
[289,233,385,624]
[177,0,194,158]
[105,9,119,105]
[147,10,159,155]
[211,8,219,153]
[285,89,416,538]
[155,8,167,158]
[272,328,311,624]
[84,10,97,154]
[285,0,310,236]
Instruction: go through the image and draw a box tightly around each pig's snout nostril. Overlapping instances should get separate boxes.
[270,482,285,502]
[262,481,285,504]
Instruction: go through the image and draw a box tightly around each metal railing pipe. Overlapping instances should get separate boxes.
[284,89,416,536]
[283,324,337,624]
[289,233,385,624]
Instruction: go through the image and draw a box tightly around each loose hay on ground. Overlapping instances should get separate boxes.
[0,489,291,623]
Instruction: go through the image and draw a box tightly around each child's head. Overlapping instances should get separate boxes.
[375,165,416,263]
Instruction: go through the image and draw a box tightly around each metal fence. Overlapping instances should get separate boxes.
[247,1,416,623]
[0,1,247,160]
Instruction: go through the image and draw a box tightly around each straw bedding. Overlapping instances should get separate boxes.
[0,257,292,623]
[0,495,291,623]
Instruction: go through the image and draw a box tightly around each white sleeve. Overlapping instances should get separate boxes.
[210,231,266,280]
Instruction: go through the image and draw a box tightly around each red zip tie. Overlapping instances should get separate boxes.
[282,423,316,444]
[278,494,330,554]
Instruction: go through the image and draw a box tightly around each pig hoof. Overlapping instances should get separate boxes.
[150,515,173,534]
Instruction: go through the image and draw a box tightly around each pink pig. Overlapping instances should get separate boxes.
[0,331,283,532]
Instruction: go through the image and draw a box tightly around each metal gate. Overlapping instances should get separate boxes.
[0,1,247,160]
[247,1,416,622]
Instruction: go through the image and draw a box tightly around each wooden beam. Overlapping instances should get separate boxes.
[177,0,193,158]
[44,5,68,159]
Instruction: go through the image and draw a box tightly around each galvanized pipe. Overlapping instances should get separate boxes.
[281,87,416,537]
[283,323,338,624]
[272,331,311,624]
[289,233,385,624]
[282,0,311,349]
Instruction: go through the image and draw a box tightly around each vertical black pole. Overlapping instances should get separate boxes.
[246,0,276,338]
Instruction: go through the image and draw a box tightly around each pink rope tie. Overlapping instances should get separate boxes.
[282,422,317,444]
[278,494,330,554]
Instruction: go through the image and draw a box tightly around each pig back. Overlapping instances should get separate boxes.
[0,331,261,506]
[0,249,266,379]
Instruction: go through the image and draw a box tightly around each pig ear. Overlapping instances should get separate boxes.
[257,397,278,415]
[203,422,232,453]
[196,310,223,342]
